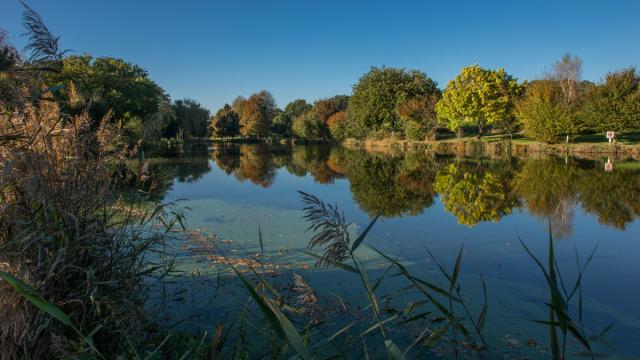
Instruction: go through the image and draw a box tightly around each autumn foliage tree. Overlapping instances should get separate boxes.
[237,91,278,138]
[327,111,349,139]
[397,94,440,140]
[435,64,522,138]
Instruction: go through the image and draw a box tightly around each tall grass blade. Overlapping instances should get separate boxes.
[477,274,488,331]
[350,215,379,252]
[297,249,357,273]
[384,340,407,360]
[233,268,312,360]
[258,224,264,255]
[0,271,101,356]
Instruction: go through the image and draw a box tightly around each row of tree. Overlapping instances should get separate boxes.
[211,55,640,144]
[5,18,637,145]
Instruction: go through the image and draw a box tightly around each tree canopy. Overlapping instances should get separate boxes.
[237,91,278,137]
[165,99,211,139]
[292,95,349,139]
[435,64,522,137]
[272,99,311,136]
[46,55,166,123]
[211,103,240,138]
[348,67,439,135]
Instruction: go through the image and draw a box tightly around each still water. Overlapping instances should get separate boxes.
[141,142,640,357]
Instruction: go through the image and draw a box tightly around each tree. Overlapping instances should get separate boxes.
[166,99,211,139]
[348,67,439,135]
[292,112,327,139]
[552,54,582,104]
[397,94,440,140]
[516,80,584,143]
[272,99,311,136]
[435,64,523,138]
[582,68,640,133]
[47,55,165,124]
[139,100,176,142]
[211,104,240,138]
[238,91,278,137]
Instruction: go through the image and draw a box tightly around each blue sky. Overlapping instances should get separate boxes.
[2,0,639,111]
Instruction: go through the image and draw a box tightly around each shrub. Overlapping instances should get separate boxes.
[516,80,584,143]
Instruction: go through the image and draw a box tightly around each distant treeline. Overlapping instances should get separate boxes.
[4,23,638,144]
[213,56,640,144]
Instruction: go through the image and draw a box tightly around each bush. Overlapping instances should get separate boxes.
[516,80,584,143]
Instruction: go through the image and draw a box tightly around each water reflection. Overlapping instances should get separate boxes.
[142,143,640,235]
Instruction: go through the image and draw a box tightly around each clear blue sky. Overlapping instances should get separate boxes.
[2,0,639,111]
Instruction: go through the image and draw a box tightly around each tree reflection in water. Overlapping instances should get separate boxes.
[137,143,640,234]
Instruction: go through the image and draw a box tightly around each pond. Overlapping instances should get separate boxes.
[138,142,640,357]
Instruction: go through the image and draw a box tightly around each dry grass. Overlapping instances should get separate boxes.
[0,91,180,358]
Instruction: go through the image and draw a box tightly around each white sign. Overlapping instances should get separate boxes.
[606,131,616,144]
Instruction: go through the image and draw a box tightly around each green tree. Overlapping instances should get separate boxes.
[435,64,522,138]
[582,68,640,133]
[292,112,327,139]
[238,91,278,138]
[516,80,584,143]
[434,163,517,226]
[348,67,439,135]
[211,104,240,138]
[397,94,440,140]
[272,99,311,136]
[47,55,166,124]
[166,99,210,139]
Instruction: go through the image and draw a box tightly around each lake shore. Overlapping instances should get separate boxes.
[343,136,640,160]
